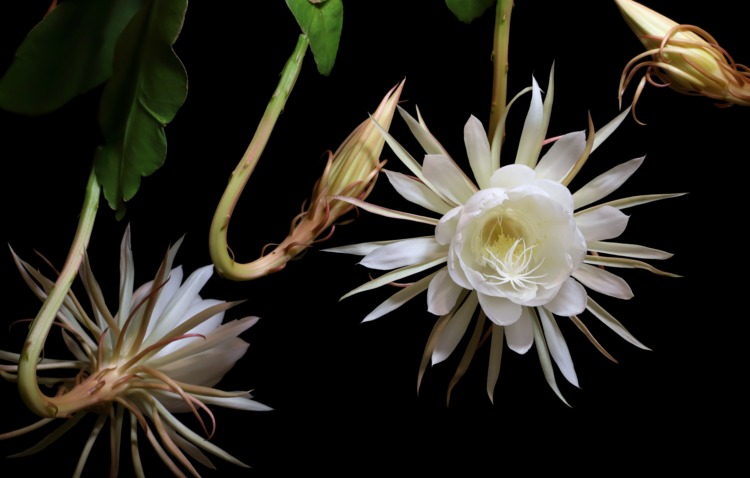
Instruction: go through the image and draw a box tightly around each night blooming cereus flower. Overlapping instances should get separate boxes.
[0,226,269,477]
[326,69,683,404]
[616,0,750,120]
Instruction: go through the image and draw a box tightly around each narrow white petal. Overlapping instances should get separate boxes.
[573,156,645,209]
[371,117,431,183]
[384,169,453,214]
[341,257,447,301]
[464,115,493,188]
[432,292,479,364]
[538,307,579,387]
[504,308,534,354]
[490,86,534,171]
[148,265,213,342]
[119,225,135,325]
[544,278,587,316]
[361,272,435,322]
[486,324,505,404]
[332,195,439,226]
[573,263,634,300]
[586,296,650,350]
[398,106,447,155]
[584,255,681,277]
[427,268,464,315]
[535,131,586,182]
[581,192,687,212]
[575,205,629,242]
[153,298,226,358]
[586,241,673,260]
[149,316,259,369]
[323,239,404,256]
[423,154,477,205]
[187,393,273,412]
[530,310,570,406]
[159,337,250,389]
[514,76,544,168]
[360,237,446,271]
[477,293,522,326]
[592,107,630,152]
[435,206,462,245]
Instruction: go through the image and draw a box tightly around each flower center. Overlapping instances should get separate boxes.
[478,216,546,291]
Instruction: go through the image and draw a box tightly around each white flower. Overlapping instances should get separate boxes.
[0,226,270,477]
[327,68,683,403]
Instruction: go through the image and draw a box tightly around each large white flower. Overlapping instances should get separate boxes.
[0,226,269,477]
[327,69,682,403]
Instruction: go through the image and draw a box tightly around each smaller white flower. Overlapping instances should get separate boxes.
[443,165,587,321]
[327,68,683,403]
[0,226,270,477]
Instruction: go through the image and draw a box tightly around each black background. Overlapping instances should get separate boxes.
[0,1,743,476]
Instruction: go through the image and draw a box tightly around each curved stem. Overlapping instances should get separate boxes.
[489,0,513,141]
[209,34,309,280]
[17,166,100,417]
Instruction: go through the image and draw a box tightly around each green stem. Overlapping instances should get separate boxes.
[209,34,308,280]
[489,0,513,141]
[17,167,100,417]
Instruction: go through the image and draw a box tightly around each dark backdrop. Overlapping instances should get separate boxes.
[0,1,742,476]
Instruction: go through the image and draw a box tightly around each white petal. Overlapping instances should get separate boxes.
[323,239,403,256]
[340,256,448,300]
[435,205,462,246]
[360,237,446,270]
[477,293,522,325]
[592,107,630,152]
[423,154,477,205]
[159,337,250,390]
[486,324,505,403]
[575,205,629,242]
[149,316,259,369]
[384,169,453,214]
[152,298,226,358]
[530,311,570,406]
[504,308,533,354]
[586,240,673,260]
[586,296,650,350]
[361,273,434,322]
[544,278,587,316]
[535,131,586,182]
[583,192,686,211]
[432,292,479,364]
[573,263,634,300]
[464,115,492,188]
[147,265,212,342]
[427,268,464,315]
[398,106,447,155]
[118,225,135,325]
[489,163,536,189]
[332,195,439,226]
[573,156,645,209]
[514,76,544,168]
[538,307,579,387]
[193,394,273,412]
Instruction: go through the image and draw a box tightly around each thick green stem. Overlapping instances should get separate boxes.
[17,167,100,417]
[209,34,308,280]
[489,0,513,141]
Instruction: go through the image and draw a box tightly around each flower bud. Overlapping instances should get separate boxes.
[234,81,405,279]
[616,0,750,118]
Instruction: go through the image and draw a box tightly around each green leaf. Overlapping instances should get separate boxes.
[0,0,143,115]
[94,0,188,219]
[445,0,494,23]
[285,0,343,76]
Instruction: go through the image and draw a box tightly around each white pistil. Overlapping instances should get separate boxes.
[483,236,546,291]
